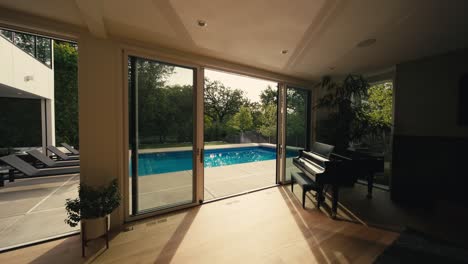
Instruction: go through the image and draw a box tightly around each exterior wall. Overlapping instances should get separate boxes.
[392,48,468,205]
[0,36,54,99]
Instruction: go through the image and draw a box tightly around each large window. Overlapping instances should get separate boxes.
[0,30,79,251]
[0,29,52,67]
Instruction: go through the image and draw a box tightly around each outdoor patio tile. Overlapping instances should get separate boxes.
[137,171,192,194]
[32,176,79,212]
[138,185,193,211]
[205,173,276,198]
[203,188,215,200]
[0,208,79,249]
[0,215,21,234]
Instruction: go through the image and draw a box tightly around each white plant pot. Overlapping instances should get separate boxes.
[81,215,110,240]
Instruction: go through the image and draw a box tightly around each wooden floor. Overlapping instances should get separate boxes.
[0,186,398,264]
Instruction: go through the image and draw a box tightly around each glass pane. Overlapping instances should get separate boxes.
[14,32,35,56]
[0,29,13,41]
[204,69,278,200]
[129,56,195,213]
[354,81,393,187]
[36,36,52,66]
[0,98,42,152]
[285,87,309,181]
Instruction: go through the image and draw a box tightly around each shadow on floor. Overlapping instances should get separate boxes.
[278,186,394,263]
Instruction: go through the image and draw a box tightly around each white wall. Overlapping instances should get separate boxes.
[0,36,54,99]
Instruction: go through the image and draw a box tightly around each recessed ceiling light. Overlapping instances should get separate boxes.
[197,20,207,27]
[17,92,23,95]
[356,38,376,48]
[281,50,288,54]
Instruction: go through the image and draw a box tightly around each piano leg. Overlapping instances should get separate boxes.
[302,189,306,209]
[331,185,339,219]
[316,185,324,209]
[291,176,295,194]
[367,173,374,199]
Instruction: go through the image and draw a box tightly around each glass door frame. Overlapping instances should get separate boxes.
[279,85,313,184]
[123,50,205,222]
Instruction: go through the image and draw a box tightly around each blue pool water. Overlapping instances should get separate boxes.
[136,146,298,176]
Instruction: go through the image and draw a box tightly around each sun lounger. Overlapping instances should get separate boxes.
[47,146,79,161]
[0,155,79,178]
[60,143,80,155]
[27,149,79,168]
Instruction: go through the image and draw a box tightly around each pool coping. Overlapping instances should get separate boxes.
[139,143,278,154]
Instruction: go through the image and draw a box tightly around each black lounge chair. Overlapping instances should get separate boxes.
[0,155,79,178]
[47,146,79,161]
[60,143,80,155]
[27,149,80,168]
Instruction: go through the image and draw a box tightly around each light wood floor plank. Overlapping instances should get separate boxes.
[0,186,398,264]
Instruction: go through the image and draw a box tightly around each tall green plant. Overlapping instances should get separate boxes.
[315,75,370,153]
[54,41,79,146]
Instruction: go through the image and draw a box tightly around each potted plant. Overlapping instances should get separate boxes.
[65,179,120,256]
[314,74,371,153]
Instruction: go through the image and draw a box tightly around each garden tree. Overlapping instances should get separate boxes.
[360,82,393,151]
[258,104,277,143]
[365,82,392,131]
[13,32,35,55]
[260,85,278,106]
[247,101,263,129]
[133,59,175,144]
[165,84,194,142]
[204,78,247,139]
[286,89,307,147]
[228,106,253,132]
[54,41,79,146]
[35,37,52,66]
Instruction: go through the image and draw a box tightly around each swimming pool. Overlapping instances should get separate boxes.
[136,146,298,176]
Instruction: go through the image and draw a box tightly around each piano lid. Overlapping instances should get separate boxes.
[310,142,334,159]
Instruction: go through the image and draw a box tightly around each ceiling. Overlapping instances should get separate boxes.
[1,0,468,81]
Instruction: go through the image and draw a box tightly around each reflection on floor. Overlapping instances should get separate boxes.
[338,184,468,248]
[0,186,398,264]
[0,174,80,250]
[293,180,468,249]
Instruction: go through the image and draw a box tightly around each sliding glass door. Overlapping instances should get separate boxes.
[128,55,197,214]
[284,86,311,181]
[203,69,279,200]
[126,55,311,214]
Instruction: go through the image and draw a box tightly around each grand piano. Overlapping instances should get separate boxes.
[292,142,384,218]
[291,142,357,218]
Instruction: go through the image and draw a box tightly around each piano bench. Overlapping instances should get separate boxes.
[291,171,317,209]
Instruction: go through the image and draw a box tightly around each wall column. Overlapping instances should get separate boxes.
[78,33,124,231]
[41,98,55,152]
